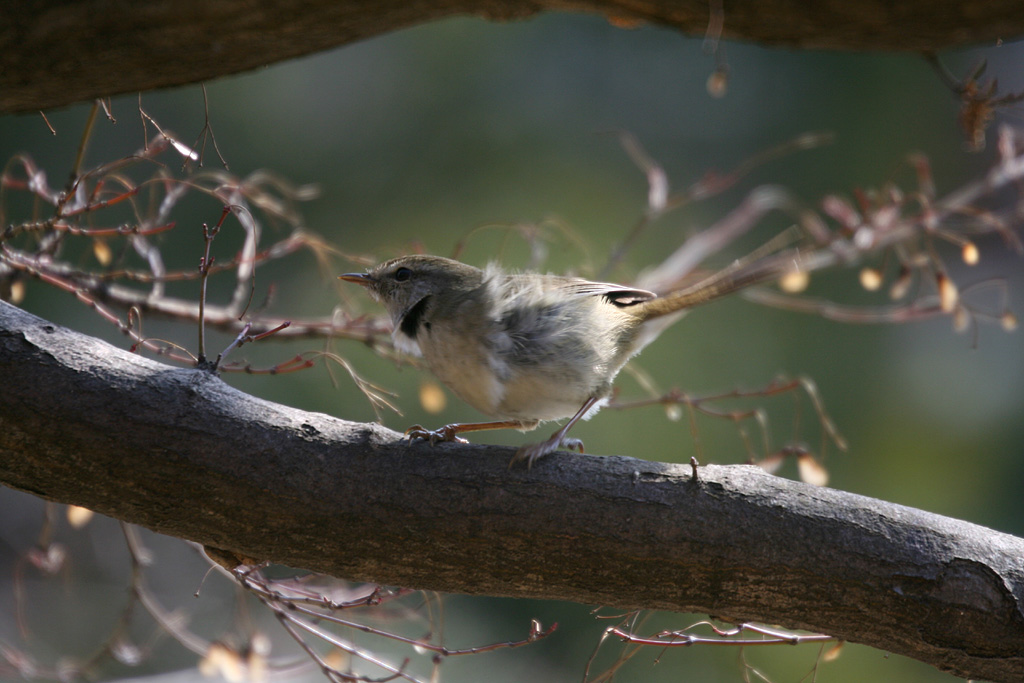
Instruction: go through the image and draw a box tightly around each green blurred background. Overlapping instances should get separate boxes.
[2,12,1023,682]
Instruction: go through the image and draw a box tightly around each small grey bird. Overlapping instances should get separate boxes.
[340,252,802,468]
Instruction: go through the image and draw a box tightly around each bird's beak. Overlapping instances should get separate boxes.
[338,273,371,286]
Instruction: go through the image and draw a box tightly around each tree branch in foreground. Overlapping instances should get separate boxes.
[4,0,1024,113]
[0,299,1022,682]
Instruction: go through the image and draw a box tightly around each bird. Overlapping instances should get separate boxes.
[339,251,806,468]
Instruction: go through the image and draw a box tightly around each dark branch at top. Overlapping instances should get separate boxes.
[4,0,1024,113]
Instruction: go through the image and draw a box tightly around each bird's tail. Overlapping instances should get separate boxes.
[638,247,820,320]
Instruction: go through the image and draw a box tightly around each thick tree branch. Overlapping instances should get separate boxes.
[0,299,1022,682]
[4,0,1024,114]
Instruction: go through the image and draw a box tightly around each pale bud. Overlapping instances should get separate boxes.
[797,453,829,487]
[706,69,728,98]
[961,241,979,265]
[247,634,269,683]
[67,505,94,529]
[324,648,350,671]
[111,638,142,666]
[823,640,845,662]
[890,269,912,300]
[952,307,970,333]
[419,381,446,414]
[937,273,958,313]
[779,269,809,293]
[93,239,112,266]
[757,453,784,475]
[199,643,243,682]
[859,267,883,291]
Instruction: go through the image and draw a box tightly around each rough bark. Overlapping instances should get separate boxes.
[3,0,1024,114]
[0,299,1022,681]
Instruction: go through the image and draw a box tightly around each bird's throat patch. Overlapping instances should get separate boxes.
[400,295,431,339]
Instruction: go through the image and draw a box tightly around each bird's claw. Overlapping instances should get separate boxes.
[404,424,468,445]
[561,438,584,453]
[509,435,585,470]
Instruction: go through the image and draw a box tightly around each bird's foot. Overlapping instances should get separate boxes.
[404,424,469,445]
[510,434,584,470]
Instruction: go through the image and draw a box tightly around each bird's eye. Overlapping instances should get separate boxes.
[394,267,412,282]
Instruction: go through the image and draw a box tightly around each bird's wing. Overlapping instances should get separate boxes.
[554,278,657,307]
